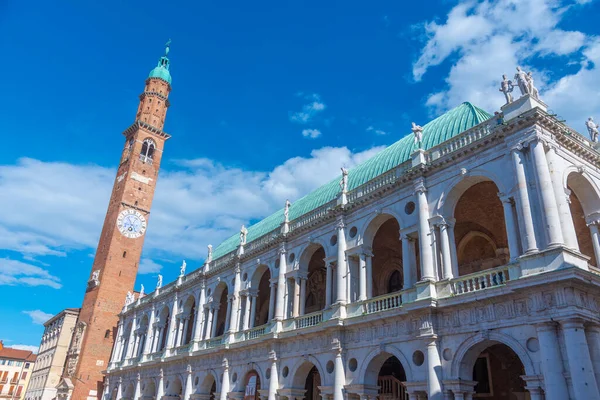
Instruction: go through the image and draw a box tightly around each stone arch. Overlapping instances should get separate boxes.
[298,242,328,273]
[198,370,220,394]
[120,321,133,360]
[567,170,600,266]
[358,345,413,385]
[213,282,229,337]
[166,375,183,396]
[123,382,135,398]
[457,231,498,262]
[438,171,508,217]
[142,378,156,397]
[300,243,327,314]
[249,265,271,327]
[181,295,196,345]
[361,211,405,249]
[289,356,327,388]
[157,305,171,350]
[451,331,535,379]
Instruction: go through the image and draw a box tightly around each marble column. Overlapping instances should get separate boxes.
[192,281,207,343]
[499,195,521,261]
[415,181,435,281]
[299,279,307,315]
[275,245,288,321]
[402,235,414,289]
[439,223,453,279]
[588,223,600,267]
[333,347,345,400]
[536,322,569,400]
[166,296,179,349]
[143,307,155,355]
[224,296,233,333]
[210,306,219,338]
[365,255,373,299]
[586,323,600,391]
[325,262,333,307]
[268,352,279,400]
[156,370,165,400]
[336,218,348,304]
[111,321,124,362]
[242,295,251,331]
[358,253,367,301]
[531,139,564,247]
[425,338,443,400]
[220,359,230,400]
[268,281,276,321]
[561,318,600,399]
[229,265,242,333]
[511,147,538,253]
[292,278,301,317]
[249,294,257,328]
[447,219,459,278]
[125,315,137,359]
[133,374,141,400]
[183,365,193,400]
[115,378,123,400]
[546,145,579,250]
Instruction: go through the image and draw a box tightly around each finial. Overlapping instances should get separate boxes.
[165,39,171,56]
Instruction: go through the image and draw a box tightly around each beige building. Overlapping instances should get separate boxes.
[0,342,36,400]
[24,309,79,400]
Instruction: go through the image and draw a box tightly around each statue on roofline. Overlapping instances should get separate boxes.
[206,244,213,264]
[340,167,349,193]
[240,225,248,245]
[139,284,145,298]
[499,74,514,104]
[284,199,291,222]
[411,122,423,148]
[180,260,186,277]
[156,274,163,289]
[587,117,599,143]
[514,66,529,96]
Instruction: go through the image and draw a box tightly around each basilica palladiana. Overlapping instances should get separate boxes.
[103,66,600,400]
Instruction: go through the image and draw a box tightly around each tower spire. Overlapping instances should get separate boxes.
[148,40,172,85]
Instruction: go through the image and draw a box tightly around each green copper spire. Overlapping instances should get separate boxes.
[148,39,172,85]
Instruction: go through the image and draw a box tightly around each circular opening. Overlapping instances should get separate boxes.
[442,348,452,361]
[349,226,358,238]
[330,235,338,246]
[242,272,248,282]
[405,201,416,215]
[348,358,358,372]
[266,368,271,380]
[289,253,296,263]
[232,373,238,383]
[412,350,425,366]
[526,337,540,352]
[194,377,199,386]
[282,366,289,378]
[326,360,334,374]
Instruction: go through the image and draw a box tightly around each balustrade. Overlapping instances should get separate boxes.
[451,266,510,295]
[362,292,403,315]
[244,324,267,341]
[378,376,409,400]
[294,311,323,329]
[206,336,223,349]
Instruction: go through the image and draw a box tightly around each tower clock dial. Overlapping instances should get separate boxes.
[116,209,147,238]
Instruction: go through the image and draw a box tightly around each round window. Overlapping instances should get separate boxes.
[349,226,358,238]
[405,201,416,215]
[348,358,358,372]
[330,235,338,246]
[412,350,425,366]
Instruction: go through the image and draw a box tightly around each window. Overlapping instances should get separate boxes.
[16,385,23,396]
[104,329,110,339]
[25,362,30,369]
[21,372,27,380]
[139,138,156,164]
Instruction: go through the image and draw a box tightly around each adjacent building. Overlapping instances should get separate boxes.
[0,342,36,400]
[23,309,79,400]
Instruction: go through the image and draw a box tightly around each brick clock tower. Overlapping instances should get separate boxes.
[62,43,173,400]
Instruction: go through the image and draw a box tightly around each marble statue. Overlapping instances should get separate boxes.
[514,66,529,96]
[206,244,213,263]
[526,72,539,99]
[156,274,163,289]
[125,291,135,306]
[412,122,424,147]
[139,284,145,298]
[180,260,186,277]
[284,199,291,222]
[91,270,100,286]
[499,74,514,104]
[240,225,248,245]
[587,117,599,142]
[340,167,349,193]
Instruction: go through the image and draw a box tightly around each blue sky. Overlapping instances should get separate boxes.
[1,0,599,350]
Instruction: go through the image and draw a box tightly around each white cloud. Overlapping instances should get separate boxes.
[10,345,39,353]
[302,129,322,139]
[413,0,599,125]
[23,309,54,325]
[0,258,62,289]
[0,145,384,265]
[290,93,326,124]
[138,259,162,274]
[366,126,387,135]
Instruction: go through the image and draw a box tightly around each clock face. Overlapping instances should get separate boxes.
[116,209,147,238]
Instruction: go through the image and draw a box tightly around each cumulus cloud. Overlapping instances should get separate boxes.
[23,309,54,325]
[0,145,384,265]
[0,258,62,289]
[290,93,326,124]
[302,129,322,139]
[413,0,599,126]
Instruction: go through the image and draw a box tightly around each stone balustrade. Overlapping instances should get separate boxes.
[450,265,510,295]
[362,291,403,315]
[293,311,323,329]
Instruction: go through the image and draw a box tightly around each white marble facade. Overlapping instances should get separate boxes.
[104,95,600,400]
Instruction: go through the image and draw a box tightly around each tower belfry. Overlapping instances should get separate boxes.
[58,43,173,400]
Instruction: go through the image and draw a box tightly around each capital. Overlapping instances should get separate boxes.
[413,181,427,195]
[336,218,345,230]
[268,350,277,361]
[186,364,193,374]
[279,243,286,255]
[222,358,229,369]
[497,192,512,204]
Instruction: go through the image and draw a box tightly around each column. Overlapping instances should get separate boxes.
[561,318,600,399]
[133,374,141,400]
[333,347,345,400]
[166,296,179,349]
[535,323,569,400]
[211,306,219,338]
[242,295,251,331]
[110,321,124,362]
[182,317,190,345]
[415,181,435,281]
[268,352,279,400]
[115,378,123,400]
[499,195,521,261]
[425,338,443,400]
[224,296,233,333]
[125,315,137,359]
[401,235,414,289]
[589,223,600,267]
[446,219,459,278]
[229,265,242,333]
[585,324,600,391]
[204,307,213,339]
[183,365,193,400]
[336,218,348,304]
[143,307,155,355]
[547,145,579,250]
[365,255,373,298]
[249,295,257,328]
[268,281,276,320]
[325,262,333,307]
[275,245,287,321]
[511,147,538,253]
[156,369,165,400]
[439,223,453,279]
[531,139,564,247]
[299,278,307,315]
[193,282,207,343]
[220,359,230,400]
[292,278,301,317]
[358,253,367,301]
